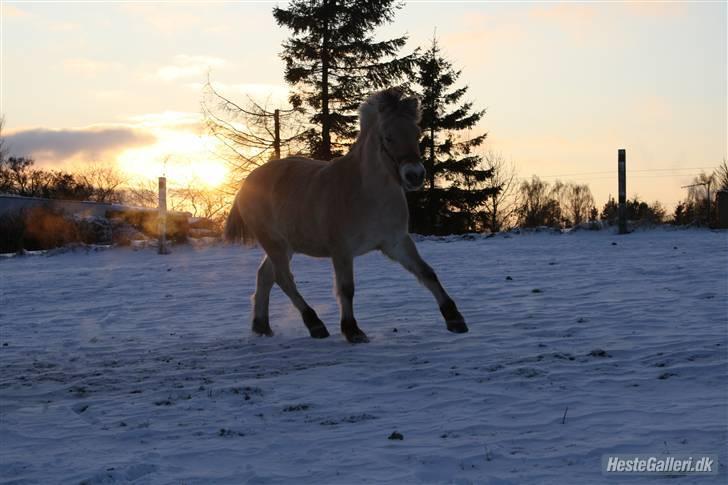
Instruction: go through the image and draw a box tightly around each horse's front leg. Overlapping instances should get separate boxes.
[382,235,468,333]
[332,254,369,343]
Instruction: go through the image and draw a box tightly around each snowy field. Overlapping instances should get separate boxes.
[1,228,726,484]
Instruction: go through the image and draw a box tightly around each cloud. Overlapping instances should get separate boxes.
[439,12,527,66]
[3,3,78,32]
[156,55,228,81]
[119,3,243,37]
[127,111,203,131]
[63,58,124,77]
[529,3,598,39]
[530,3,597,23]
[47,20,77,32]
[623,2,688,17]
[3,4,28,18]
[4,126,156,162]
[120,4,201,35]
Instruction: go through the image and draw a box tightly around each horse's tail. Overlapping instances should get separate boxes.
[224,186,255,245]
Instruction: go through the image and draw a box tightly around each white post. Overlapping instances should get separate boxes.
[158,176,169,254]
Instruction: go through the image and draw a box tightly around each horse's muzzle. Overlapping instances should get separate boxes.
[401,162,425,191]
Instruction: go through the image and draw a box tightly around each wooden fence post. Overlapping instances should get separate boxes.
[273,109,281,160]
[707,179,712,227]
[618,149,627,234]
[158,176,170,254]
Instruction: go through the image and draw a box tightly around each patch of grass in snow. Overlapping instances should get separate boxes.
[588,349,611,358]
[320,414,377,425]
[282,404,310,412]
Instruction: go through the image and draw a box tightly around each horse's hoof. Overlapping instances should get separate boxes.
[302,308,329,338]
[252,318,274,336]
[447,320,469,333]
[309,325,330,339]
[344,331,370,344]
[341,318,369,343]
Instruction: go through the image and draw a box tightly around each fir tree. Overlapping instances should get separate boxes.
[273,0,414,160]
[409,36,498,234]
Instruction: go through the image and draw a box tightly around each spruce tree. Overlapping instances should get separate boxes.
[409,36,498,234]
[273,0,414,160]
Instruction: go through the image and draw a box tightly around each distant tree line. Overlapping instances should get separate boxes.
[516,176,597,228]
[0,160,127,204]
[601,196,666,226]
[514,161,728,229]
[672,161,728,226]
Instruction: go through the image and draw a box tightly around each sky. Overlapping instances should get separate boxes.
[1,0,726,208]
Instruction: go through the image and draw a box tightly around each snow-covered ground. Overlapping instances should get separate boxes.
[1,229,726,484]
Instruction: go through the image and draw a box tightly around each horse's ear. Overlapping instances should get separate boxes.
[401,96,421,123]
[377,87,404,115]
[359,99,377,133]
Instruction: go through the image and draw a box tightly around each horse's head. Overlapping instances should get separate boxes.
[361,88,426,191]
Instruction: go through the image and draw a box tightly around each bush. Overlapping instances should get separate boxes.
[0,206,81,253]
[0,210,25,253]
[106,209,188,243]
[0,206,194,253]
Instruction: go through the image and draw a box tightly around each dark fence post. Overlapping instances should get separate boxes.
[707,179,712,227]
[273,109,281,160]
[717,190,728,228]
[618,149,627,234]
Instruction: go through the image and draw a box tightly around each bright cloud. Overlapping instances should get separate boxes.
[116,128,228,188]
[3,4,28,18]
[128,111,203,130]
[63,58,124,77]
[156,55,228,81]
[120,4,202,35]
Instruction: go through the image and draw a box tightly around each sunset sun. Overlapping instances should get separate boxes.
[116,128,229,189]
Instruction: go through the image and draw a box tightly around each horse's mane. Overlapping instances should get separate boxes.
[358,88,421,140]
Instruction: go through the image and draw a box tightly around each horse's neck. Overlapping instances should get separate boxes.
[353,130,400,194]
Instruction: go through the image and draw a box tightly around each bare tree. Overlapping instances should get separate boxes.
[715,158,728,192]
[687,172,714,203]
[482,151,518,232]
[517,176,561,228]
[549,180,570,226]
[202,78,308,181]
[565,183,595,226]
[0,116,7,163]
[170,179,229,225]
[122,177,159,208]
[77,162,127,203]
[684,171,715,225]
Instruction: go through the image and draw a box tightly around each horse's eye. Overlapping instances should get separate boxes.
[384,136,394,143]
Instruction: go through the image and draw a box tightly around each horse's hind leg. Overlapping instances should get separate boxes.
[251,256,275,336]
[262,242,330,339]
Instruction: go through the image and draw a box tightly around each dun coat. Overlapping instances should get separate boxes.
[225,88,468,343]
